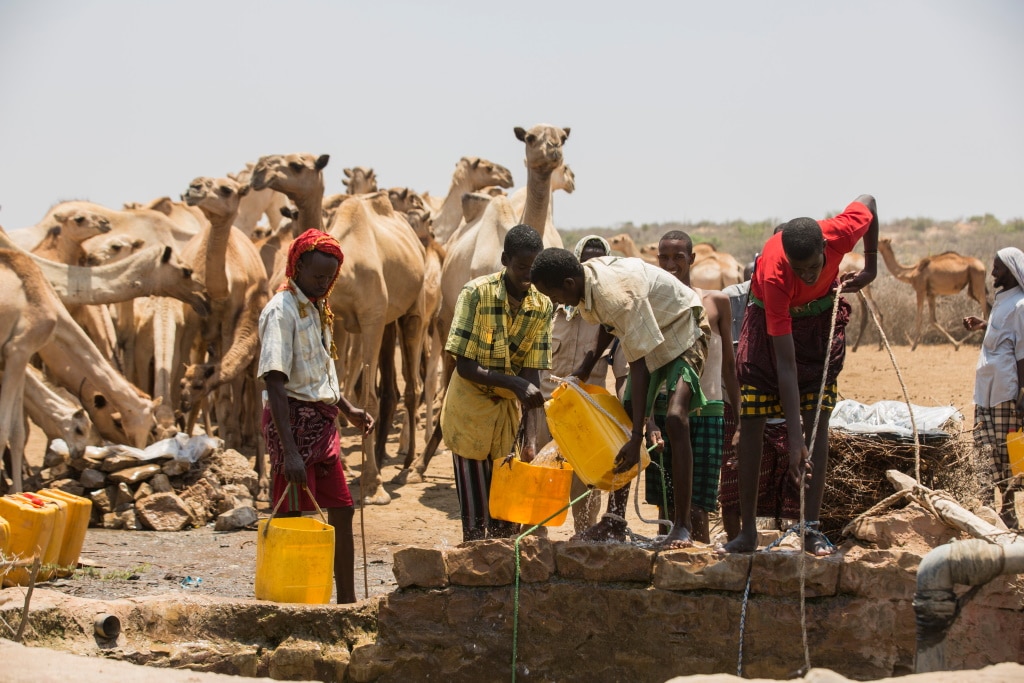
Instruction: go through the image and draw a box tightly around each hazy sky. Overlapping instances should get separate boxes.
[2,1,1022,231]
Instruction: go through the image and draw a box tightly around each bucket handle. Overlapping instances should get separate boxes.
[264,483,328,536]
[550,375,632,439]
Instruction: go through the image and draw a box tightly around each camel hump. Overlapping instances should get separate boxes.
[363,191,396,217]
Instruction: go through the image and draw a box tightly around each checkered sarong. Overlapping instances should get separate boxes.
[644,411,725,513]
[974,401,1022,493]
[739,383,838,418]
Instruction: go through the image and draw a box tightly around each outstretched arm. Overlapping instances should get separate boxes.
[841,194,879,293]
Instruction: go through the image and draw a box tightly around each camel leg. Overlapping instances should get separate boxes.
[927,294,960,351]
[376,323,399,472]
[911,292,927,351]
[397,310,426,471]
[0,364,29,492]
[420,322,442,451]
[346,320,390,506]
[399,354,454,485]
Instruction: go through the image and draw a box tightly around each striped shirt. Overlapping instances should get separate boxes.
[258,285,341,404]
[579,256,705,372]
[445,270,552,376]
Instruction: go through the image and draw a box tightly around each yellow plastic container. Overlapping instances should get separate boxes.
[0,494,56,587]
[34,490,92,577]
[1008,428,1024,477]
[0,515,10,585]
[255,516,335,604]
[489,457,573,527]
[17,493,67,582]
[545,381,650,491]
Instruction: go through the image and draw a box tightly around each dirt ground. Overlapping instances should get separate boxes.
[13,343,978,604]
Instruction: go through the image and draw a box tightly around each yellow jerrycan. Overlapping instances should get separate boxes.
[489,456,573,527]
[17,493,68,582]
[1007,428,1024,478]
[0,494,57,586]
[255,484,334,604]
[0,514,10,585]
[34,490,92,577]
[545,380,650,491]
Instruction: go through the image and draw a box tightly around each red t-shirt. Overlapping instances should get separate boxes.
[751,201,873,336]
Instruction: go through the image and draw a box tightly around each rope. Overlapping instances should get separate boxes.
[511,488,593,682]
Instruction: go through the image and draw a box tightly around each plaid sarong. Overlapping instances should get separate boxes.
[740,383,838,418]
[718,421,800,524]
[644,407,725,513]
[974,401,1022,493]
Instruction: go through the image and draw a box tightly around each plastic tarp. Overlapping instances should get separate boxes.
[830,399,962,439]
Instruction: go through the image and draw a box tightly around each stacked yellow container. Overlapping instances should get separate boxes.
[0,494,57,586]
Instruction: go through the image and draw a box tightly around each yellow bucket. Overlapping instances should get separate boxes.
[489,457,573,527]
[0,494,56,586]
[1008,428,1024,478]
[545,381,650,491]
[34,490,92,577]
[255,485,334,604]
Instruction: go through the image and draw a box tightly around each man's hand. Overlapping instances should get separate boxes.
[515,379,545,410]
[568,363,592,383]
[963,316,986,333]
[839,269,875,294]
[283,449,307,485]
[787,443,812,490]
[613,434,643,474]
[346,408,375,436]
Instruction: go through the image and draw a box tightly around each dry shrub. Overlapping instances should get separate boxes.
[820,428,980,538]
[857,276,987,349]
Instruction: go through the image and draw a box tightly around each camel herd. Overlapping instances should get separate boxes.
[0,123,993,502]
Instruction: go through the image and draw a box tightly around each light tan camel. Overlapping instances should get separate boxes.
[429,157,514,243]
[21,201,197,253]
[342,167,379,195]
[0,249,60,491]
[609,233,655,262]
[179,176,268,455]
[24,364,98,464]
[508,163,574,243]
[387,187,427,214]
[878,237,989,350]
[838,252,884,352]
[327,192,428,504]
[229,162,290,237]
[410,124,569,483]
[83,235,146,266]
[639,240,744,289]
[124,197,208,239]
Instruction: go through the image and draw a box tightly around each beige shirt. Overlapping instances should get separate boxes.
[579,256,705,372]
[258,285,341,404]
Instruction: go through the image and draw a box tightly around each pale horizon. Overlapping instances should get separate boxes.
[2,0,1022,233]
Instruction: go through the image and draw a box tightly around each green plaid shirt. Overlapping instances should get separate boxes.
[445,270,552,375]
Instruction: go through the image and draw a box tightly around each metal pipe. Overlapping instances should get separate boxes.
[914,538,1024,673]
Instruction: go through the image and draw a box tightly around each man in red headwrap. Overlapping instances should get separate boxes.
[258,228,373,603]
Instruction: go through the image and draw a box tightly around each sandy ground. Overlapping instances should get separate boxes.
[10,343,978,603]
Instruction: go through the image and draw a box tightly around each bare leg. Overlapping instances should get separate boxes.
[690,506,710,544]
[719,416,767,553]
[329,507,356,603]
[801,409,835,556]
[722,507,740,540]
[656,384,694,549]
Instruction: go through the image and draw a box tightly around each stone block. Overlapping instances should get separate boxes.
[446,539,515,586]
[89,486,111,513]
[214,505,258,531]
[517,535,556,582]
[150,472,173,493]
[555,541,654,582]
[838,546,919,600]
[392,546,448,588]
[135,492,193,531]
[268,637,322,681]
[750,549,840,597]
[108,463,162,485]
[654,547,751,591]
[348,642,396,683]
[50,479,84,496]
[80,468,106,490]
[99,453,144,473]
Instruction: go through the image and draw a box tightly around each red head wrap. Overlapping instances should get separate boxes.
[286,228,345,281]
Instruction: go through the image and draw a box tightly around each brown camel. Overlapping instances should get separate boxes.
[429,157,514,243]
[878,237,989,350]
[179,176,269,456]
[0,249,60,491]
[609,233,655,263]
[342,166,379,195]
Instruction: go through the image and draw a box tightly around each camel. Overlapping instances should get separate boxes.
[23,365,98,464]
[28,210,112,263]
[0,249,60,492]
[179,176,269,454]
[878,237,989,350]
[16,201,197,254]
[408,124,570,483]
[387,187,427,215]
[608,233,654,262]
[690,243,744,290]
[342,167,379,195]
[124,197,208,239]
[325,192,428,504]
[508,163,575,242]
[838,252,884,352]
[429,157,514,243]
[83,235,146,266]
[229,162,290,237]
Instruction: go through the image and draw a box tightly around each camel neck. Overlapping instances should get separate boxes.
[520,169,552,233]
[203,217,234,300]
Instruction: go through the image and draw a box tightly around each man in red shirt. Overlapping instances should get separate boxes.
[720,195,878,555]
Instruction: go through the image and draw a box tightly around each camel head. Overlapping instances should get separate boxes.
[456,156,514,191]
[51,210,112,242]
[179,363,220,415]
[250,153,329,195]
[640,242,659,262]
[153,402,180,442]
[154,245,211,317]
[553,164,576,194]
[86,388,156,449]
[608,233,637,256]
[514,124,571,175]
[182,176,250,223]
[387,187,426,214]
[84,234,146,265]
[343,167,378,195]
[405,208,434,245]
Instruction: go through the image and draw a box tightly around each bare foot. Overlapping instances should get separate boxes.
[804,531,835,557]
[652,526,693,550]
[717,530,758,555]
[571,516,627,543]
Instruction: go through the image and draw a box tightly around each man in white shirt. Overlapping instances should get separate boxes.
[963,247,1024,528]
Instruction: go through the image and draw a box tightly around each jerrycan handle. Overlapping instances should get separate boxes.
[265,483,328,537]
[550,375,632,439]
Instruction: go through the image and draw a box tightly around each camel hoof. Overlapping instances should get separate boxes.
[391,469,410,485]
[405,470,425,484]
[362,488,392,506]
